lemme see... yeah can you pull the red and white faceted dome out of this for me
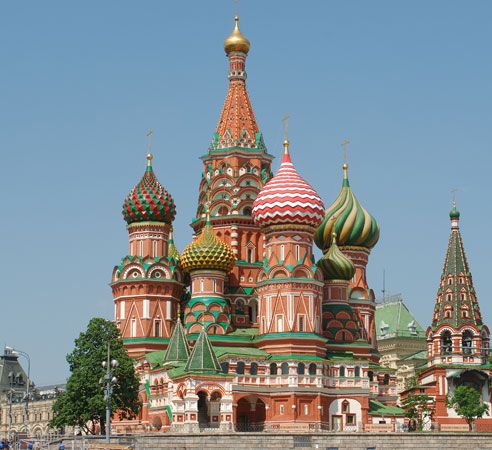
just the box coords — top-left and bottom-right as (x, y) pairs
(252, 143), (325, 228)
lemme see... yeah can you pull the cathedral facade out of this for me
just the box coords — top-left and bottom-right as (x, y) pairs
(111, 16), (405, 433)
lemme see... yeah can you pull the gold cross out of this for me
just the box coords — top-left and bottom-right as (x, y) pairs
(341, 139), (350, 164)
(282, 115), (290, 142)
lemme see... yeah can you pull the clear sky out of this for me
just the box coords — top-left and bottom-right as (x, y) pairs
(1, 1), (491, 384)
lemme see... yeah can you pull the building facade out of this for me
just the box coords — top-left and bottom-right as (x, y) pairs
(402, 206), (492, 431)
(375, 296), (427, 392)
(111, 16), (404, 433)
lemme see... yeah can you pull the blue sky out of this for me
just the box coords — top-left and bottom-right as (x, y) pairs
(1, 1), (491, 384)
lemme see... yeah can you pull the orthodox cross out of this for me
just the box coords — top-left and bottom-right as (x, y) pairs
(282, 115), (290, 142)
(451, 188), (458, 207)
(146, 129), (153, 154)
(341, 139), (350, 164)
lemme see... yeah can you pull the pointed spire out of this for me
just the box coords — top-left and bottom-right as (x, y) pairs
(163, 321), (189, 365)
(168, 227), (180, 261)
(432, 207), (483, 330)
(184, 330), (222, 374)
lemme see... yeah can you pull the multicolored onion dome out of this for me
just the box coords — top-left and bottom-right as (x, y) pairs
(180, 214), (235, 273)
(252, 141), (325, 228)
(122, 154), (176, 225)
(317, 233), (355, 281)
(314, 163), (379, 252)
(224, 16), (250, 54)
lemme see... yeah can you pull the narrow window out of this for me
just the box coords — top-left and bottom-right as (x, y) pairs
(200, 279), (204, 292)
(131, 318), (137, 337)
(280, 244), (285, 261)
(236, 361), (245, 375)
(120, 301), (125, 320)
(154, 320), (161, 337)
(281, 362), (289, 375)
(139, 240), (144, 256)
(143, 299), (150, 319)
(250, 362), (258, 375)
(296, 245), (300, 261)
(277, 315), (284, 332)
(299, 316), (305, 332)
(247, 248), (253, 263)
(152, 240), (158, 257)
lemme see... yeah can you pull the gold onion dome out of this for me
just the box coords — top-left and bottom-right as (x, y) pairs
(314, 163), (379, 252)
(224, 16), (250, 54)
(181, 213), (235, 273)
(317, 233), (355, 281)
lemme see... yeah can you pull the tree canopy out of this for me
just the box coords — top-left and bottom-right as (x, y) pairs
(50, 318), (141, 434)
(447, 385), (489, 431)
(402, 393), (435, 431)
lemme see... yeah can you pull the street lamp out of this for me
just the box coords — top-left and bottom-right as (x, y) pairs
(101, 344), (118, 443)
(5, 347), (31, 437)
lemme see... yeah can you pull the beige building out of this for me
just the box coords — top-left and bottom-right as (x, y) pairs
(375, 296), (427, 392)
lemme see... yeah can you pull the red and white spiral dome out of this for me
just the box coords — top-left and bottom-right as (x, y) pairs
(252, 142), (325, 228)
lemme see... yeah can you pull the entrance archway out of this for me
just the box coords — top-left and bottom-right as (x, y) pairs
(236, 396), (266, 431)
(197, 391), (209, 428)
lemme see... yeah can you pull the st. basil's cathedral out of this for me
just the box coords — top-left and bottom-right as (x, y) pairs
(110, 17), (492, 432)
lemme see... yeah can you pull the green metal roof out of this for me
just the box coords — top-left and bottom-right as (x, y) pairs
(375, 297), (425, 339)
(185, 331), (222, 374)
(369, 400), (405, 416)
(164, 321), (189, 365)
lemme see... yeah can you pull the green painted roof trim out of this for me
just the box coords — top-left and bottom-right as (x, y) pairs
(164, 321), (189, 364)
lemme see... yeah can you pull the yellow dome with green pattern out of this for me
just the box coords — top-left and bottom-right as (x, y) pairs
(315, 164), (379, 252)
(317, 233), (355, 281)
(181, 214), (235, 273)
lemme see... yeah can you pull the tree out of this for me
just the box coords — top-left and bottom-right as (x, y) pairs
(50, 318), (141, 434)
(447, 385), (489, 431)
(402, 393), (435, 431)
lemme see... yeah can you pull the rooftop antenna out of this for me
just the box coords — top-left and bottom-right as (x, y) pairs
(282, 115), (290, 155)
(382, 269), (386, 301)
(146, 129), (153, 166)
(341, 139), (349, 178)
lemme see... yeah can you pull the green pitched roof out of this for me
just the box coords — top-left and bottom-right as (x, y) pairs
(185, 331), (222, 374)
(369, 400), (405, 416)
(376, 297), (425, 339)
(432, 210), (483, 330)
(164, 321), (189, 365)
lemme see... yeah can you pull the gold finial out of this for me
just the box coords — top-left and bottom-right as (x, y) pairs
(341, 139), (349, 179)
(146, 129), (153, 166)
(331, 231), (338, 245)
(224, 15), (250, 54)
(282, 115), (290, 155)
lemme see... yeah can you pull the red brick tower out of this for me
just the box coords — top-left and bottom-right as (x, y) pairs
(112, 152), (184, 357)
(191, 17), (274, 329)
(252, 139), (326, 355)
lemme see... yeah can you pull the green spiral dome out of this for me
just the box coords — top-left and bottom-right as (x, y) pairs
(314, 165), (379, 252)
(317, 233), (355, 281)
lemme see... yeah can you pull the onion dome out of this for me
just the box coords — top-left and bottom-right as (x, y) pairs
(252, 140), (325, 228)
(450, 204), (460, 220)
(168, 227), (180, 261)
(317, 233), (355, 281)
(314, 163), (379, 252)
(180, 212), (235, 273)
(224, 16), (250, 55)
(122, 154), (176, 225)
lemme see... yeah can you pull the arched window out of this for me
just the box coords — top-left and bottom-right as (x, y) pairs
(247, 248), (253, 263)
(249, 362), (258, 375)
(383, 374), (390, 385)
(308, 363), (317, 376)
(270, 363), (278, 375)
(243, 207), (252, 216)
(354, 366), (360, 377)
(297, 363), (305, 375)
(236, 361), (245, 375)
(339, 366), (345, 377)
(368, 370), (374, 382)
(462, 330), (473, 355)
(281, 362), (289, 375)
(221, 362), (229, 374)
(441, 330), (452, 354)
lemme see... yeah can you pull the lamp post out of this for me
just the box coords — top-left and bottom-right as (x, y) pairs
(6, 347), (31, 437)
(101, 344), (118, 443)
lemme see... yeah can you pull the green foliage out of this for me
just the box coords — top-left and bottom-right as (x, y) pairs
(50, 318), (141, 434)
(402, 393), (435, 431)
(404, 376), (418, 391)
(447, 385), (489, 431)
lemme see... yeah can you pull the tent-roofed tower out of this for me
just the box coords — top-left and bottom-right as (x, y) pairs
(191, 16), (274, 329)
(427, 205), (490, 366)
